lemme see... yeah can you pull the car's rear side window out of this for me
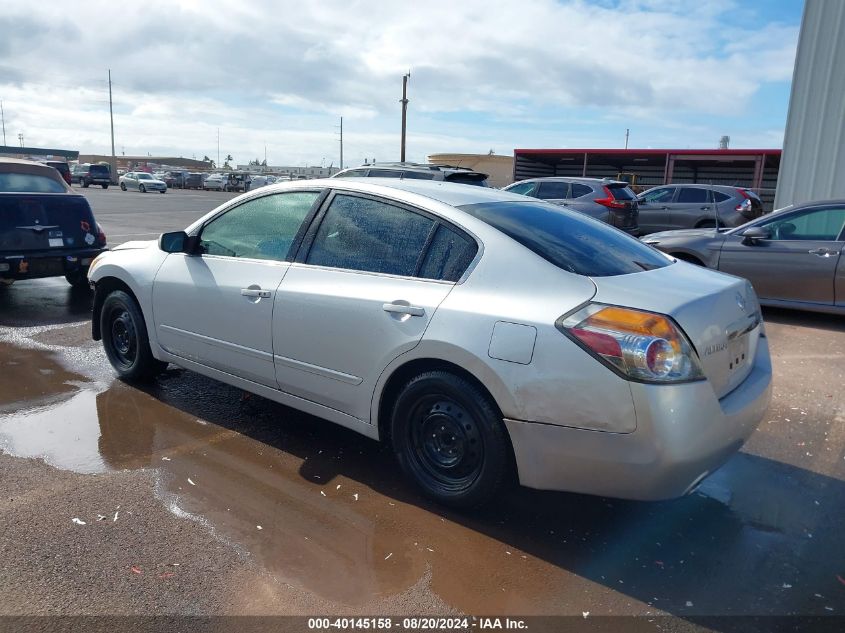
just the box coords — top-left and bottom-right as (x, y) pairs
(306, 194), (434, 276)
(418, 224), (478, 282)
(0, 173), (66, 193)
(445, 174), (489, 187)
(401, 171), (436, 180)
(459, 201), (670, 277)
(569, 183), (592, 199)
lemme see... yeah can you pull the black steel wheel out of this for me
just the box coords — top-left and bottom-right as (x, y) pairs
(391, 370), (512, 508)
(100, 290), (166, 381)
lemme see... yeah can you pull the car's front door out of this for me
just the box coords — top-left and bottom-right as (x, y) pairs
(718, 206), (845, 305)
(151, 190), (322, 386)
(272, 192), (477, 421)
(637, 187), (675, 233)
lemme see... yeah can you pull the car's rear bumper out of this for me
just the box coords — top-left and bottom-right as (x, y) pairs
(0, 248), (107, 280)
(505, 336), (772, 500)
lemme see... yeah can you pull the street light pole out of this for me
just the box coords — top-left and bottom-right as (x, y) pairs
(108, 70), (117, 183)
(339, 116), (343, 170)
(1, 101), (6, 146)
(400, 72), (410, 162)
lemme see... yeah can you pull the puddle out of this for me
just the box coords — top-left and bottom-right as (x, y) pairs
(1, 340), (842, 615)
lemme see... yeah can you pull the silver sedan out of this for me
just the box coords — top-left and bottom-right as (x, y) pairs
(87, 180), (771, 508)
(119, 172), (167, 193)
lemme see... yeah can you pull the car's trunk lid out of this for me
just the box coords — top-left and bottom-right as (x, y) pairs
(590, 262), (761, 399)
(0, 193), (100, 252)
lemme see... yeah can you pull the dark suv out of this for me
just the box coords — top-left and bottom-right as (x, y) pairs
(504, 177), (639, 234)
(42, 160), (72, 186)
(1, 159), (107, 288)
(75, 163), (111, 189)
(333, 162), (490, 186)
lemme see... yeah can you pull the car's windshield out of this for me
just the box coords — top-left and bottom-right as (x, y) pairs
(137, 174), (153, 180)
(459, 200), (670, 276)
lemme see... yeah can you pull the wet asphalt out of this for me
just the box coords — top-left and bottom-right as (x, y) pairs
(0, 188), (844, 623)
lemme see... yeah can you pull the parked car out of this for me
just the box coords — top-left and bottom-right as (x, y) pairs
(636, 184), (765, 234)
(0, 158), (107, 288)
(185, 173), (204, 189)
(503, 177), (639, 234)
(334, 162), (490, 187)
(166, 171), (187, 188)
(75, 163), (111, 189)
(88, 179), (771, 508)
(119, 172), (167, 193)
(203, 174), (227, 191)
(250, 175), (268, 189)
(42, 160), (72, 186)
(641, 199), (845, 314)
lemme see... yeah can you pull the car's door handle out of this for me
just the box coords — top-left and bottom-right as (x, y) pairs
(241, 288), (271, 298)
(382, 303), (425, 317)
(808, 248), (834, 257)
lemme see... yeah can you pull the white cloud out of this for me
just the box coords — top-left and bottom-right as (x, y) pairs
(0, 0), (798, 164)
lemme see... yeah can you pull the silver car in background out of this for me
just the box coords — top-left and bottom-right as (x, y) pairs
(87, 180), (771, 508)
(119, 172), (167, 193)
(637, 183), (765, 234)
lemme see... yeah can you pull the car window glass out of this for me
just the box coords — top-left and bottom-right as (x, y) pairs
(418, 224), (478, 282)
(760, 208), (845, 241)
(536, 181), (569, 199)
(401, 171), (436, 180)
(713, 191), (730, 202)
(199, 191), (319, 261)
(677, 188), (710, 203)
(569, 183), (592, 199)
(306, 194), (434, 276)
(335, 169), (368, 178)
(642, 188), (674, 203)
(0, 173), (66, 193)
(460, 201), (670, 277)
(506, 182), (536, 196)
(368, 169), (403, 178)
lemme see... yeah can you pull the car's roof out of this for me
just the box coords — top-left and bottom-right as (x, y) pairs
(511, 176), (625, 186)
(0, 157), (72, 190)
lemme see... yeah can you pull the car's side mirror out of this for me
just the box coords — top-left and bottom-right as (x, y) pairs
(741, 226), (771, 245)
(159, 231), (197, 254)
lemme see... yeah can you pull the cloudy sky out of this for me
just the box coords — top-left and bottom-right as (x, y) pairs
(0, 0), (802, 168)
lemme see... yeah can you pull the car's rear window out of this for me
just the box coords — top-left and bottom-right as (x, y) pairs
(89, 165), (110, 175)
(607, 184), (635, 200)
(0, 194), (97, 251)
(0, 173), (66, 193)
(445, 174), (489, 187)
(458, 201), (670, 277)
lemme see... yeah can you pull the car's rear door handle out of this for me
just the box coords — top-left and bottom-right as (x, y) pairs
(382, 303), (425, 317)
(808, 248), (834, 257)
(241, 288), (271, 298)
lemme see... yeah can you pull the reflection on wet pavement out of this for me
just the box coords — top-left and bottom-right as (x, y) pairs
(1, 340), (844, 615)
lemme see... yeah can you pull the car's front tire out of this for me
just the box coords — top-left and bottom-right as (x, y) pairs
(82, 180), (89, 188)
(139, 184), (146, 193)
(160, 189), (166, 194)
(100, 290), (167, 381)
(102, 184), (108, 189)
(391, 371), (512, 509)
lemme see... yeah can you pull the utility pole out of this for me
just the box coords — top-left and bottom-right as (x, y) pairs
(108, 70), (117, 183)
(624, 128), (629, 150)
(339, 116), (343, 170)
(400, 72), (410, 162)
(1, 101), (6, 146)
(18, 132), (24, 148)
(217, 128), (220, 168)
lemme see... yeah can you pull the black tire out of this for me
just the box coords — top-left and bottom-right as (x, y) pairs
(696, 220), (717, 228)
(139, 184), (146, 193)
(82, 180), (89, 188)
(120, 182), (126, 191)
(65, 270), (90, 288)
(102, 184), (108, 189)
(671, 252), (705, 266)
(100, 290), (167, 381)
(160, 189), (166, 194)
(391, 371), (512, 509)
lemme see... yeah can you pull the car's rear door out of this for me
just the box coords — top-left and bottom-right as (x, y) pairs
(272, 191), (477, 421)
(718, 205), (845, 305)
(668, 186), (719, 229)
(152, 190), (323, 387)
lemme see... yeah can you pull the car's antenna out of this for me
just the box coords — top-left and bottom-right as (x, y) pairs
(709, 179), (720, 230)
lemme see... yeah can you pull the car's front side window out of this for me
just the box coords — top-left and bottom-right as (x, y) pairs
(199, 191), (320, 261)
(760, 207), (845, 241)
(306, 194), (434, 276)
(536, 181), (569, 200)
(641, 187), (674, 203)
(505, 182), (536, 196)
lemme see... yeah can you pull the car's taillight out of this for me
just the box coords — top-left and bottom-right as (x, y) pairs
(594, 186), (627, 210)
(735, 192), (755, 217)
(96, 224), (107, 246)
(556, 304), (704, 383)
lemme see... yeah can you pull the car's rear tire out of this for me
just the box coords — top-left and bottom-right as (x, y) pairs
(390, 370), (512, 509)
(65, 270), (90, 289)
(100, 290), (167, 381)
(82, 180), (89, 188)
(139, 184), (146, 193)
(696, 220), (717, 228)
(120, 182), (126, 191)
(160, 189), (166, 194)
(102, 184), (108, 189)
